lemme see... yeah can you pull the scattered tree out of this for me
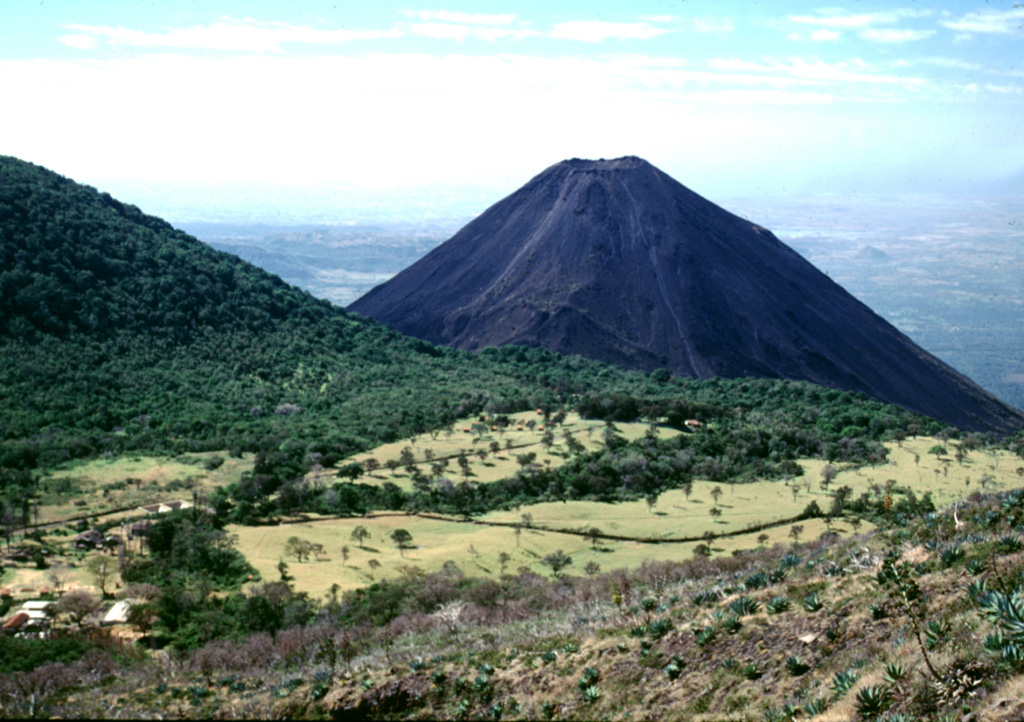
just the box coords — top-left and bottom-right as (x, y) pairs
(710, 486), (723, 506)
(367, 558), (381, 580)
(789, 525), (804, 543)
(86, 555), (115, 596)
(56, 589), (99, 628)
(284, 536), (313, 563)
(542, 549), (572, 578)
(350, 526), (370, 549)
(390, 528), (413, 556)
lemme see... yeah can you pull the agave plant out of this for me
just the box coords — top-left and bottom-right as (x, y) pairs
(785, 655), (811, 676)
(577, 666), (600, 692)
(925, 619), (951, 650)
(648, 617), (673, 640)
(996, 535), (1023, 554)
(664, 661), (682, 680)
(728, 596), (761, 617)
(744, 571), (770, 590)
(941, 546), (965, 568)
(976, 588), (1024, 664)
(691, 589), (722, 607)
(803, 697), (829, 716)
(742, 662), (763, 680)
(693, 625), (717, 646)
(831, 669), (859, 699)
(854, 685), (893, 719)
(803, 592), (824, 613)
(882, 661), (906, 687)
(766, 596), (791, 614)
(581, 685), (601, 704)
(966, 558), (986, 576)
(722, 615), (743, 634)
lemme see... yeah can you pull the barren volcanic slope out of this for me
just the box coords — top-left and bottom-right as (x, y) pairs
(350, 157), (1023, 433)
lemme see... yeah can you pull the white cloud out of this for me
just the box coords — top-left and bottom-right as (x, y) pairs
(986, 83), (1022, 95)
(692, 18), (736, 34)
(942, 9), (1024, 35)
(789, 11), (900, 29)
(407, 22), (535, 42)
(59, 34), (98, 49)
(810, 29), (840, 42)
(405, 11), (516, 25)
(61, 19), (401, 53)
(549, 20), (670, 42)
(859, 28), (935, 43)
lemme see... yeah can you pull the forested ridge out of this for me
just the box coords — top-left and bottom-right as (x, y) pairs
(0, 156), (665, 472)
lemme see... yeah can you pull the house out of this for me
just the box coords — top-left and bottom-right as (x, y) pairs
(129, 520), (152, 538)
(2, 612), (29, 634)
(684, 419), (701, 429)
(72, 529), (105, 550)
(103, 599), (136, 626)
(137, 500), (193, 515)
(6, 600), (55, 637)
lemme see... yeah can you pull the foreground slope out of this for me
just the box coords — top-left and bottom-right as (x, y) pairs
(351, 157), (1023, 433)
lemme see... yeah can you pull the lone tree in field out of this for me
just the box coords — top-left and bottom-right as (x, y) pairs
(587, 527), (602, 549)
(390, 529), (413, 557)
(757, 533), (770, 547)
(341, 545), (350, 565)
(709, 506), (723, 522)
(285, 536), (313, 563)
(350, 526), (371, 549)
(498, 551), (511, 576)
(542, 549), (572, 578)
(710, 485), (723, 506)
(367, 558), (381, 580)
(820, 464), (837, 492)
(789, 524), (804, 543)
(645, 492), (659, 514)
(86, 555), (115, 597)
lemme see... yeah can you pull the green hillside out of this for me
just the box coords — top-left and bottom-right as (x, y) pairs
(0, 156), (663, 469)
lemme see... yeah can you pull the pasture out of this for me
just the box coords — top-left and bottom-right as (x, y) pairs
(233, 435), (1024, 599)
(342, 410), (680, 491)
(34, 452), (250, 525)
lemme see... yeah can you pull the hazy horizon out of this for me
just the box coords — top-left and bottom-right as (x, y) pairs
(2, 1), (1022, 224)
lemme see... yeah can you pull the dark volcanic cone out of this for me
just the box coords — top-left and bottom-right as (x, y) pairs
(350, 156), (1024, 433)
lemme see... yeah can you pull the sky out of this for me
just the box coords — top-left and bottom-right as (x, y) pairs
(1, 1), (1022, 222)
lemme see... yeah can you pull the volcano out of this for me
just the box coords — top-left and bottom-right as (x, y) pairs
(349, 156), (1024, 433)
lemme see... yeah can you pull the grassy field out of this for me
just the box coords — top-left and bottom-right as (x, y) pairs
(342, 411), (680, 490)
(232, 435), (1023, 599)
(10, 433), (1020, 602)
(230, 512), (865, 599)
(34, 452), (251, 525)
